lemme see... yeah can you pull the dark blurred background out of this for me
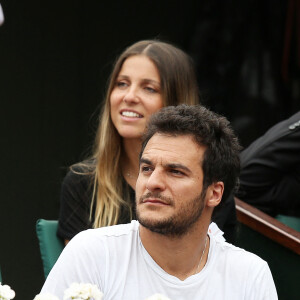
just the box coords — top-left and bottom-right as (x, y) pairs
(0, 0), (299, 299)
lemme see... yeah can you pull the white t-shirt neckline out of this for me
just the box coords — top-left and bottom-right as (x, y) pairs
(138, 224), (216, 286)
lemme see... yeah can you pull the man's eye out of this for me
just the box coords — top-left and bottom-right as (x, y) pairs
(141, 166), (152, 173)
(170, 169), (184, 176)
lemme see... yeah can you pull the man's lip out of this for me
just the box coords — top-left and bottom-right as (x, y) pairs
(142, 199), (169, 205)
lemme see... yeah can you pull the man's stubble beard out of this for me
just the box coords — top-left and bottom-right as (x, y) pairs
(136, 190), (206, 238)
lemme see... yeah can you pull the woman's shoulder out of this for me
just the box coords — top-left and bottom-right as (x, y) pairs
(63, 159), (96, 189)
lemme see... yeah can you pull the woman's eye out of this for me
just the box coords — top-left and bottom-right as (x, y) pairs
(116, 81), (128, 88)
(144, 86), (157, 93)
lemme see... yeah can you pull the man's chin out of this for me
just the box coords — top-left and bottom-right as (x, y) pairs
(137, 216), (190, 237)
(138, 215), (171, 233)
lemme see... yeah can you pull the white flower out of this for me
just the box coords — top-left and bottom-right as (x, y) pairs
(145, 294), (171, 300)
(0, 283), (15, 300)
(33, 293), (59, 300)
(63, 283), (103, 300)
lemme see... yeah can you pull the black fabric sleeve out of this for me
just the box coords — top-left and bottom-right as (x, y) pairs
(236, 113), (300, 216)
(57, 168), (94, 241)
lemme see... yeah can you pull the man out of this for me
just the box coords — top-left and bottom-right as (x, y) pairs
(41, 105), (277, 299)
(236, 111), (300, 217)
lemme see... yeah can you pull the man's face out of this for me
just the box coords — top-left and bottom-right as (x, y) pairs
(136, 133), (207, 237)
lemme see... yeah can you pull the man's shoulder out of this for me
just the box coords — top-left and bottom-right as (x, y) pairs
(95, 220), (139, 237)
(212, 236), (267, 269)
(65, 221), (140, 257)
(241, 111), (300, 161)
(74, 220), (139, 241)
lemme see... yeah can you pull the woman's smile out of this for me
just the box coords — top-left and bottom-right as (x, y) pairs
(110, 54), (163, 140)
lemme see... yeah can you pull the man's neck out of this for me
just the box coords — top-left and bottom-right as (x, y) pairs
(139, 219), (210, 281)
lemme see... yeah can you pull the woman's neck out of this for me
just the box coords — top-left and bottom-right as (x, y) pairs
(121, 138), (142, 189)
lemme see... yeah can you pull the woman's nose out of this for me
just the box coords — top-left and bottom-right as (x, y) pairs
(146, 169), (166, 192)
(123, 86), (140, 104)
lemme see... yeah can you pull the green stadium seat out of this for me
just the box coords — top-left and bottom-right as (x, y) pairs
(36, 219), (64, 278)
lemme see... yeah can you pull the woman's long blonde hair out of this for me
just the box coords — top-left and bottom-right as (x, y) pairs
(75, 40), (200, 228)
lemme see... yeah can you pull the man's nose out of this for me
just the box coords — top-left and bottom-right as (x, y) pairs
(146, 169), (166, 192)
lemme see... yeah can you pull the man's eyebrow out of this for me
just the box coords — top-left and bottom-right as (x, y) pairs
(166, 163), (191, 173)
(139, 157), (152, 166)
(140, 158), (191, 173)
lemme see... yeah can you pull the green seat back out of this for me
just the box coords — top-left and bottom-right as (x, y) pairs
(36, 219), (64, 278)
(235, 223), (300, 300)
(276, 215), (300, 232)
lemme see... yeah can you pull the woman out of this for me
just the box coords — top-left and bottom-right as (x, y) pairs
(57, 40), (236, 244)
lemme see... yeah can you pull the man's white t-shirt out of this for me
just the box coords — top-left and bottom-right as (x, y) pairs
(41, 221), (277, 300)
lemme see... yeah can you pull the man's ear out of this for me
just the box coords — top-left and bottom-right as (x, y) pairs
(206, 181), (224, 208)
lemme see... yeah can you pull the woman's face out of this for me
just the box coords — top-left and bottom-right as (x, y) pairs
(110, 55), (163, 140)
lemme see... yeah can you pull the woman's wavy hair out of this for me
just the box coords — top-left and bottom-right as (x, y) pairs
(75, 40), (199, 228)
